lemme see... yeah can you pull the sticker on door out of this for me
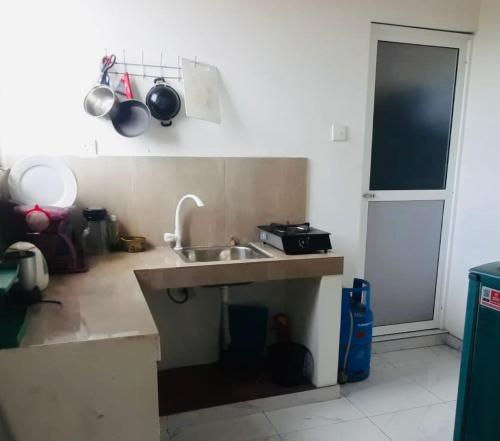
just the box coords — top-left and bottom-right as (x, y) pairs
(481, 286), (500, 311)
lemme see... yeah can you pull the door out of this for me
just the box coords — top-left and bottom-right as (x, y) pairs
(361, 24), (471, 336)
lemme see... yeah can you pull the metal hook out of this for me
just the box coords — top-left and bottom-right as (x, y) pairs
(123, 49), (127, 71)
(177, 56), (181, 81)
(160, 52), (164, 78)
(142, 50), (145, 79)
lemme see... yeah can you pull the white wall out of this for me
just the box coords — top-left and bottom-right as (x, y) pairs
(445, 0), (500, 338)
(0, 0), (479, 282)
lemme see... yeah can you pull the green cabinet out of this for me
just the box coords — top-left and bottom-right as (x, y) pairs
(454, 262), (500, 441)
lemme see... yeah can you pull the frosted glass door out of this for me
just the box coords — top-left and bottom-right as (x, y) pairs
(362, 25), (470, 332)
(365, 201), (444, 326)
(370, 41), (458, 191)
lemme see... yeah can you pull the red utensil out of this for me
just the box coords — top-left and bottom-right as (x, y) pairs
(112, 72), (151, 137)
(116, 72), (133, 99)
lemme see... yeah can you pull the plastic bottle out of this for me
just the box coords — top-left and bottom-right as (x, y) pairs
(107, 214), (120, 251)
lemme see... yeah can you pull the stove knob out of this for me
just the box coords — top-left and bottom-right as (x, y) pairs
(298, 237), (310, 248)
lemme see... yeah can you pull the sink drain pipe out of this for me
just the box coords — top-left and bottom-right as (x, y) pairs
(220, 286), (231, 350)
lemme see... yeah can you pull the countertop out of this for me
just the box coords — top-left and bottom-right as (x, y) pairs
(18, 243), (343, 349)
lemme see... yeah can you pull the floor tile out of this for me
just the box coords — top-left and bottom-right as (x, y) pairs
(371, 401), (457, 441)
(265, 397), (363, 434)
(396, 353), (460, 401)
(166, 386), (341, 430)
(160, 416), (170, 441)
(280, 418), (390, 441)
(167, 402), (261, 431)
(252, 437), (282, 441)
(380, 347), (445, 365)
(370, 353), (394, 369)
(382, 345), (461, 402)
(342, 365), (441, 416)
(168, 413), (277, 441)
(431, 345), (462, 360)
(249, 386), (341, 413)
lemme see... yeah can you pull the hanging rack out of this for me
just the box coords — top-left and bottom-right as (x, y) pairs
(104, 49), (187, 80)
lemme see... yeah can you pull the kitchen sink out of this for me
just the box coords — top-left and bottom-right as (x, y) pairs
(175, 244), (273, 263)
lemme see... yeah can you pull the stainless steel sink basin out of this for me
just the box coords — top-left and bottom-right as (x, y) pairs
(175, 244), (273, 263)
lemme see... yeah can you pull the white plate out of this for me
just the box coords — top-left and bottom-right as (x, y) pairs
(8, 156), (77, 207)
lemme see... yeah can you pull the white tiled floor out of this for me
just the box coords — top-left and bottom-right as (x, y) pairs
(163, 345), (460, 441)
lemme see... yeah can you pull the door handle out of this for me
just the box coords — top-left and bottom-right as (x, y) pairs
(363, 193), (376, 199)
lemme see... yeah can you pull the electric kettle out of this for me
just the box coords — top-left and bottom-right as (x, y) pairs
(5, 242), (49, 290)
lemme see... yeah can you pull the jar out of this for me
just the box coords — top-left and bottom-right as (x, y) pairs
(82, 208), (109, 255)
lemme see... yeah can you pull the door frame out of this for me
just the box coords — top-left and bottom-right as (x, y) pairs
(359, 23), (473, 336)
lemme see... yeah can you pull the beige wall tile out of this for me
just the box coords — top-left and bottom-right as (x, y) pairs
(129, 157), (226, 247)
(224, 158), (307, 244)
(66, 156), (136, 237)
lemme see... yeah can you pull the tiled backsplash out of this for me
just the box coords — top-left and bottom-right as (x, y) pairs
(4, 156), (307, 247)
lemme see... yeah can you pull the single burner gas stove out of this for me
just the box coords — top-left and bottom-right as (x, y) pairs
(258, 222), (332, 255)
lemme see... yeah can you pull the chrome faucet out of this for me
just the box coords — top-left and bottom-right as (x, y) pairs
(164, 194), (205, 250)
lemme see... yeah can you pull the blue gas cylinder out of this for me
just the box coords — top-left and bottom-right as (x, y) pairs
(338, 278), (373, 383)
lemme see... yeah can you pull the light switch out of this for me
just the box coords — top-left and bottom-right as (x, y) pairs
(331, 124), (348, 142)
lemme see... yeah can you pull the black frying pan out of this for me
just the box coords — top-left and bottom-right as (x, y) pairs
(112, 72), (151, 137)
(146, 78), (181, 127)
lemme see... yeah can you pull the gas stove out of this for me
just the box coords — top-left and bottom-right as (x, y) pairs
(258, 222), (332, 255)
